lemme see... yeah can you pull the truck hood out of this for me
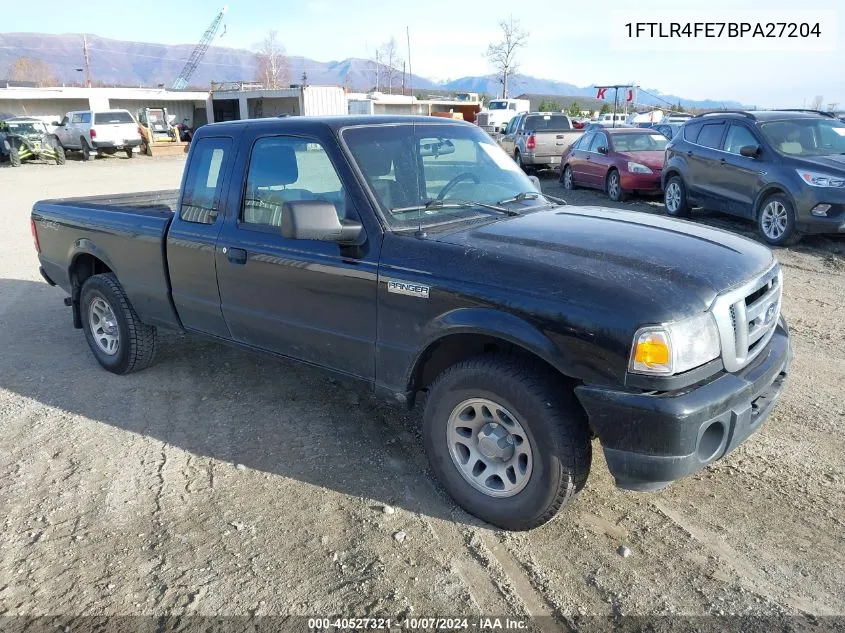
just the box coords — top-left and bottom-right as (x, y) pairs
(432, 205), (775, 321)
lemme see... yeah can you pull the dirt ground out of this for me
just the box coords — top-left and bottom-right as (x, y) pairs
(0, 156), (843, 627)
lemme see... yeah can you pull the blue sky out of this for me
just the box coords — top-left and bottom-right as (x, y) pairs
(4, 0), (843, 107)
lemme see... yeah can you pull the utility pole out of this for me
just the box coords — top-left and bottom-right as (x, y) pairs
(402, 61), (406, 96)
(406, 26), (413, 98)
(82, 34), (92, 87)
(301, 71), (308, 87)
(375, 51), (380, 92)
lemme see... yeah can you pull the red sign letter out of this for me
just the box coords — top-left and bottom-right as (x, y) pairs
(596, 87), (607, 100)
(626, 88), (634, 103)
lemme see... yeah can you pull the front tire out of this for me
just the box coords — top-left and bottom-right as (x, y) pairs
(664, 175), (690, 217)
(55, 145), (66, 165)
(561, 165), (576, 190)
(80, 273), (157, 374)
(606, 169), (626, 201)
(423, 355), (592, 531)
(9, 147), (21, 167)
(758, 193), (800, 246)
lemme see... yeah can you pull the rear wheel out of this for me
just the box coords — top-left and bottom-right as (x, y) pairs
(664, 175), (690, 217)
(80, 273), (157, 374)
(81, 140), (92, 161)
(606, 169), (626, 201)
(514, 151), (524, 171)
(125, 148), (134, 159)
(423, 355), (592, 530)
(758, 193), (800, 246)
(9, 147), (21, 167)
(562, 165), (576, 190)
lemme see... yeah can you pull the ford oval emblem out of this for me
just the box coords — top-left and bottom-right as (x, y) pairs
(764, 303), (777, 324)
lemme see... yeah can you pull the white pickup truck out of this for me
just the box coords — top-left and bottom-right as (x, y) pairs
(53, 109), (142, 161)
(475, 98), (530, 135)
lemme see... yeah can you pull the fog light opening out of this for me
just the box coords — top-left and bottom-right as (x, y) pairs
(811, 204), (831, 217)
(698, 421), (726, 462)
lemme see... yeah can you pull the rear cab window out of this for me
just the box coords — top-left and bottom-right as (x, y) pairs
(523, 114), (572, 132)
(94, 111), (135, 125)
(179, 137), (232, 224)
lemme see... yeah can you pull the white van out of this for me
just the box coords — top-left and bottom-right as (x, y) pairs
(594, 112), (629, 126)
(54, 109), (142, 160)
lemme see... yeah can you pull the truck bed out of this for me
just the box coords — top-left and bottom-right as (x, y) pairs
(33, 189), (181, 329)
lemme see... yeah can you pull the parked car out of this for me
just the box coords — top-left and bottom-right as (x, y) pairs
(32, 115), (791, 531)
(0, 117), (65, 166)
(662, 112), (694, 125)
(653, 122), (683, 140)
(560, 127), (668, 201)
(498, 112), (583, 171)
(662, 110), (845, 245)
(54, 109), (142, 161)
(582, 122), (634, 134)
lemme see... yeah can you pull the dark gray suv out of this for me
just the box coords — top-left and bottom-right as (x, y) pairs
(661, 110), (845, 245)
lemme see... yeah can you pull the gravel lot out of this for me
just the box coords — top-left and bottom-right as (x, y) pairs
(1, 156), (843, 626)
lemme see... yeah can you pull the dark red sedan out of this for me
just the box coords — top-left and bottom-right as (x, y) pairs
(559, 128), (668, 201)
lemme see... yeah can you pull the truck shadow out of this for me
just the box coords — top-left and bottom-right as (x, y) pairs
(0, 278), (469, 526)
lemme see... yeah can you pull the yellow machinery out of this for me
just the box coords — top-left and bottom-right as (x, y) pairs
(137, 108), (188, 157)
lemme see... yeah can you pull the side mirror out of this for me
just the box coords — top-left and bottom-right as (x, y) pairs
(281, 200), (363, 244)
(52, 121), (61, 126)
(598, 146), (609, 155)
(740, 145), (761, 158)
(528, 175), (542, 192)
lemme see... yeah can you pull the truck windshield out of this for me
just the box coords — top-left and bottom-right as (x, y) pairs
(7, 121), (45, 134)
(94, 111), (135, 124)
(488, 101), (508, 110)
(523, 114), (572, 131)
(343, 123), (552, 230)
(760, 118), (845, 157)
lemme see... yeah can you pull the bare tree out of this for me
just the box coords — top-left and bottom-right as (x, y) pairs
(485, 16), (528, 98)
(255, 31), (290, 89)
(809, 95), (824, 110)
(6, 57), (57, 86)
(373, 38), (403, 94)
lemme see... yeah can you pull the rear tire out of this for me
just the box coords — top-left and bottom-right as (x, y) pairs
(606, 169), (626, 201)
(81, 139), (92, 161)
(423, 355), (592, 531)
(664, 175), (690, 217)
(9, 147), (21, 167)
(125, 148), (134, 159)
(55, 145), (66, 165)
(757, 193), (800, 246)
(80, 273), (157, 375)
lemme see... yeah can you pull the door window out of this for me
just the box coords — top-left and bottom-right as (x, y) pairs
(241, 136), (346, 228)
(723, 124), (758, 154)
(589, 133), (608, 152)
(179, 137), (232, 224)
(575, 133), (594, 150)
(696, 123), (725, 149)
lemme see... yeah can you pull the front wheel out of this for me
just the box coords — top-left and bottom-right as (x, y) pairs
(9, 147), (21, 167)
(55, 145), (66, 165)
(423, 355), (592, 531)
(80, 273), (157, 374)
(562, 165), (576, 190)
(664, 175), (690, 217)
(606, 169), (626, 202)
(758, 194), (800, 246)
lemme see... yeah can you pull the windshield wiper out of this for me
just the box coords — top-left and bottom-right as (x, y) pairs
(497, 191), (568, 206)
(391, 199), (521, 217)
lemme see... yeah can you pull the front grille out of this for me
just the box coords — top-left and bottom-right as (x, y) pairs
(476, 113), (490, 127)
(712, 263), (782, 373)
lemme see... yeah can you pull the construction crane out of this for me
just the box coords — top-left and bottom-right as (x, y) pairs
(172, 5), (228, 90)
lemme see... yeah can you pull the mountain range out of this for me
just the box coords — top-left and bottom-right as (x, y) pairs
(0, 33), (747, 109)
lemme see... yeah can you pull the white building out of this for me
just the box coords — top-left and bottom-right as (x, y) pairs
(0, 86), (208, 126)
(207, 84), (348, 122)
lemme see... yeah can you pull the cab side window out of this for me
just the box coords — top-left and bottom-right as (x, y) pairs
(180, 137), (232, 224)
(241, 136), (346, 228)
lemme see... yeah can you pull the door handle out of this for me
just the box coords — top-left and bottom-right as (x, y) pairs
(222, 246), (247, 265)
(687, 151), (693, 156)
(719, 158), (727, 164)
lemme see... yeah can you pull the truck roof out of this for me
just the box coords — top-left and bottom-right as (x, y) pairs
(203, 115), (472, 134)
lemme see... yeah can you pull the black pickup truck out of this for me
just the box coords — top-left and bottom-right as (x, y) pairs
(32, 116), (791, 530)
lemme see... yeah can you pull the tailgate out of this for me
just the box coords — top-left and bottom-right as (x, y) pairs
(533, 131), (582, 157)
(94, 123), (137, 144)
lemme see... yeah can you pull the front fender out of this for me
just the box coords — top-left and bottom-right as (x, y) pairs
(405, 306), (570, 389)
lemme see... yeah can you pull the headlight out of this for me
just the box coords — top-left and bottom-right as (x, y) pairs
(630, 313), (721, 376)
(796, 169), (845, 188)
(628, 161), (653, 174)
